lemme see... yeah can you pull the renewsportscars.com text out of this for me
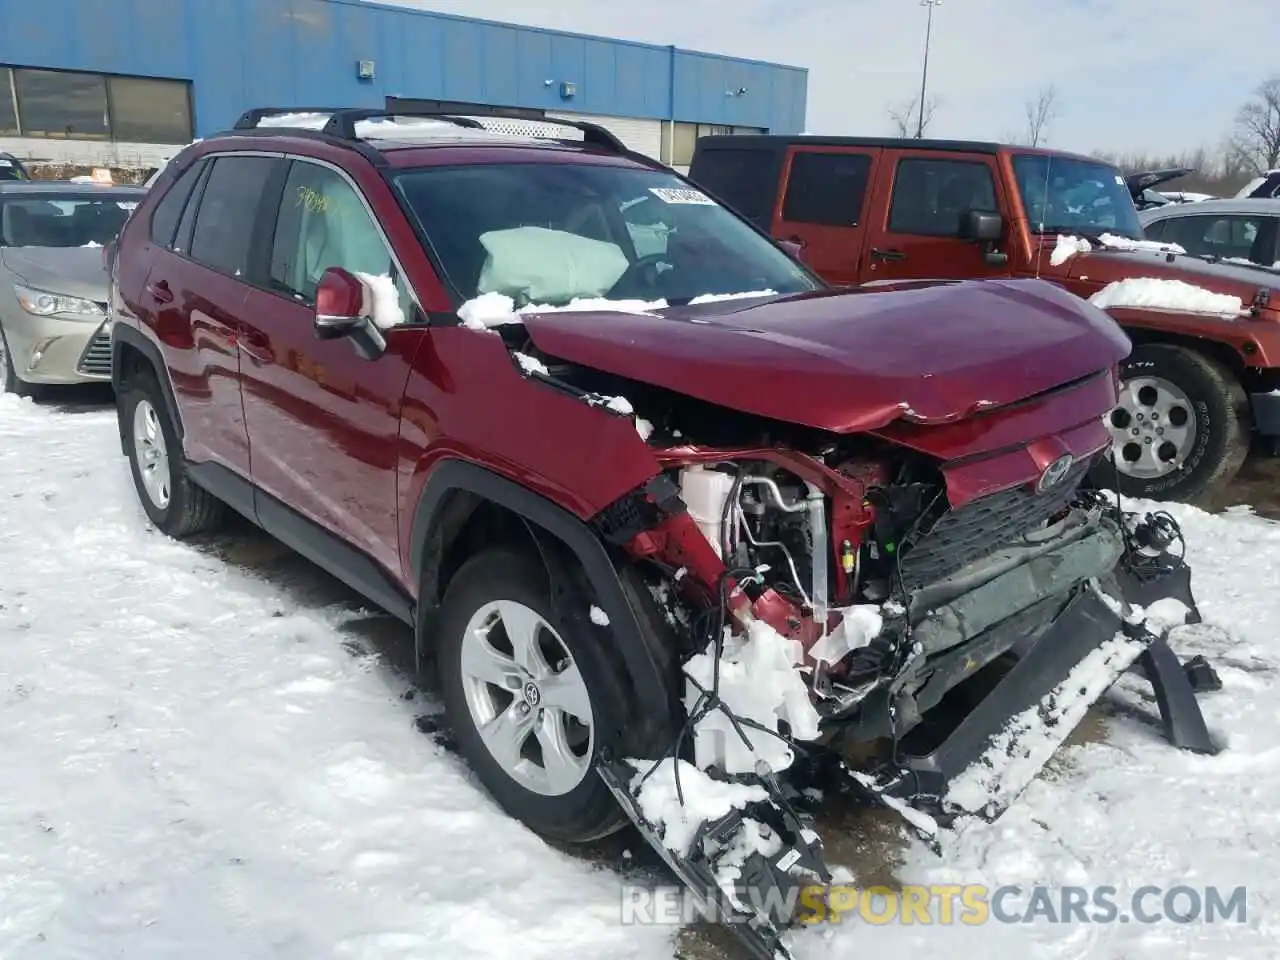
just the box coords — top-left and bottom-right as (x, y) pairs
(620, 883), (1248, 926)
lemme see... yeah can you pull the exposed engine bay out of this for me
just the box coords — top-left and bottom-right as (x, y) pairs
(504, 342), (1224, 960)
(587, 433), (1222, 960)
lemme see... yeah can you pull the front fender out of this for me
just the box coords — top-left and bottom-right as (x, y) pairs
(409, 458), (678, 732)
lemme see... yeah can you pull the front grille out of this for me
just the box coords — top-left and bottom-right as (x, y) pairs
(897, 459), (1091, 590)
(76, 323), (112, 378)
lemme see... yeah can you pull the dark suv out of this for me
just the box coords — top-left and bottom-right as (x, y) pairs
(108, 107), (1216, 960)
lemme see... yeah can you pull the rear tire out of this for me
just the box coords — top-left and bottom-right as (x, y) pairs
(120, 369), (224, 538)
(1092, 343), (1248, 505)
(436, 546), (669, 844)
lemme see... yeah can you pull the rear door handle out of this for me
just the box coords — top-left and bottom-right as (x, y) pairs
(146, 280), (174, 304)
(869, 248), (907, 262)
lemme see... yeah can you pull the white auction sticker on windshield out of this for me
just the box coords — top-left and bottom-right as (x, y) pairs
(0, 159), (12, 167)
(117, 201), (139, 210)
(1114, 175), (1125, 185)
(649, 186), (716, 205)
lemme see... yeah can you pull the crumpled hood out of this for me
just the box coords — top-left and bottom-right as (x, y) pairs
(0, 247), (108, 302)
(521, 278), (1132, 434)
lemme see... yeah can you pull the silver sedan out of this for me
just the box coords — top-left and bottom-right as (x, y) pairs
(0, 181), (146, 394)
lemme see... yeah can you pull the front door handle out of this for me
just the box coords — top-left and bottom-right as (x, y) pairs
(869, 247), (907, 262)
(145, 280), (174, 304)
(236, 329), (273, 363)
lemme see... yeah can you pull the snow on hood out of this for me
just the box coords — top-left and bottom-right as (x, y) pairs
(1050, 233), (1185, 267)
(1088, 277), (1247, 317)
(455, 289), (778, 332)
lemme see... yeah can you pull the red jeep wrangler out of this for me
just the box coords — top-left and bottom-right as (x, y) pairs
(108, 108), (1216, 960)
(689, 135), (1280, 504)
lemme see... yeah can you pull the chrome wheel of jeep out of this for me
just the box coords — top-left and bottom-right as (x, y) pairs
(132, 398), (172, 509)
(1108, 375), (1197, 480)
(459, 599), (594, 797)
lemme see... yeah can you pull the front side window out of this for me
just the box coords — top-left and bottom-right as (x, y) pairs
(1012, 154), (1143, 240)
(269, 161), (408, 316)
(0, 192), (140, 247)
(393, 162), (819, 307)
(887, 158), (997, 236)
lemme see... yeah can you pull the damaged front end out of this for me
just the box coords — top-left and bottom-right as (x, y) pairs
(588, 439), (1221, 960)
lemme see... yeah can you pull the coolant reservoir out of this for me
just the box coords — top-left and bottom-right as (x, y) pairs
(679, 465), (736, 558)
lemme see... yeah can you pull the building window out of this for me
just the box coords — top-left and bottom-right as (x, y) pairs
(1, 64), (192, 143)
(661, 121), (767, 168)
(0, 68), (17, 135)
(14, 68), (108, 139)
(661, 122), (699, 167)
(108, 76), (193, 144)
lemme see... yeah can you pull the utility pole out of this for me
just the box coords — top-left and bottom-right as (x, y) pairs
(916, 0), (941, 138)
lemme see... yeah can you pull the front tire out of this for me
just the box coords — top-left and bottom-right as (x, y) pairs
(436, 547), (658, 844)
(1093, 343), (1248, 504)
(0, 325), (32, 397)
(121, 370), (224, 538)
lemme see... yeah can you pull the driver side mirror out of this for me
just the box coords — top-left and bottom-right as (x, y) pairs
(778, 237), (806, 261)
(313, 267), (386, 360)
(958, 209), (1003, 242)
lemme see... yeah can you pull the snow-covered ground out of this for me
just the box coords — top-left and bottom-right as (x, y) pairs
(2, 392), (1279, 960)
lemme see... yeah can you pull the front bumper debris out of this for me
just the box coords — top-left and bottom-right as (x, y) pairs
(600, 505), (1221, 960)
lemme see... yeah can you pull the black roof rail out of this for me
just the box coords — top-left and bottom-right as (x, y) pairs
(232, 105), (629, 155)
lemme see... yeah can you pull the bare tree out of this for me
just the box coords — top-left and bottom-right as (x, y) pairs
(1228, 76), (1280, 175)
(888, 95), (938, 138)
(1021, 84), (1060, 147)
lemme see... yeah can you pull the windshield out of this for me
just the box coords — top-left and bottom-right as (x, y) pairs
(1012, 154), (1143, 240)
(392, 162), (819, 307)
(0, 193), (139, 247)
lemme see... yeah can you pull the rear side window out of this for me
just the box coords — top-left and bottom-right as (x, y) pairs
(1164, 214), (1267, 262)
(149, 160), (204, 249)
(782, 152), (872, 226)
(888, 157), (998, 236)
(189, 156), (277, 277)
(689, 147), (781, 227)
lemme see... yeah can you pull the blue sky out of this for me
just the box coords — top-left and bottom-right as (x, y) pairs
(379, 0), (1270, 158)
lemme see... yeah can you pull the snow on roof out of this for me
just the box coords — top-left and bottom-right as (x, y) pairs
(1088, 277), (1247, 317)
(251, 111), (553, 144)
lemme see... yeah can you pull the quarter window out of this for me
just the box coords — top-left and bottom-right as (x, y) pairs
(888, 158), (998, 236)
(149, 160), (205, 249)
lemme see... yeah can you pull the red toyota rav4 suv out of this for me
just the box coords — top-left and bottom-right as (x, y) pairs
(107, 107), (1215, 960)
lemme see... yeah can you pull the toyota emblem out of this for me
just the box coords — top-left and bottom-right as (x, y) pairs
(1036, 454), (1074, 493)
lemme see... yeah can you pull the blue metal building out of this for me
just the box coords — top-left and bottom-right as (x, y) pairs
(0, 0), (807, 171)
